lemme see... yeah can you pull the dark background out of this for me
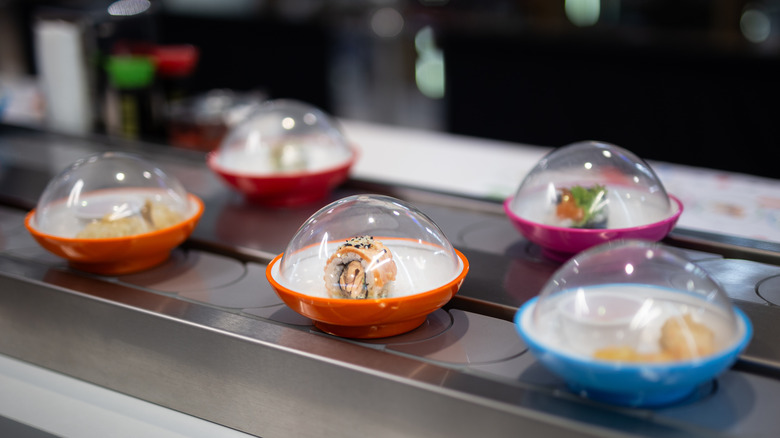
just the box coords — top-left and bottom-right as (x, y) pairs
(2, 0), (779, 178)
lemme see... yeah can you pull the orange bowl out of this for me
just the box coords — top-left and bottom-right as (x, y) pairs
(25, 194), (204, 275)
(266, 249), (469, 338)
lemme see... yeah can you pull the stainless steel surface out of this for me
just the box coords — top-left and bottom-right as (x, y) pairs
(2, 124), (780, 436)
(0, 242), (639, 438)
(0, 415), (57, 438)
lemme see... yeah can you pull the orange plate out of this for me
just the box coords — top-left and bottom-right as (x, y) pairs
(25, 194), (204, 275)
(266, 249), (469, 339)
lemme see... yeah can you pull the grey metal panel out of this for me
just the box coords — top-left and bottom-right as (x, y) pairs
(0, 257), (691, 438)
(0, 415), (58, 438)
(1, 236), (780, 436)
(698, 258), (780, 305)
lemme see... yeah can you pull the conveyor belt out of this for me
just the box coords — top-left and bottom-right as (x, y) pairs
(2, 125), (780, 437)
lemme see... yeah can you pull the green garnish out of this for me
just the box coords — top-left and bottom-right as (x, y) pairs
(568, 184), (607, 227)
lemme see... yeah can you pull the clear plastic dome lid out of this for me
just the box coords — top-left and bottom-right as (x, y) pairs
(278, 194), (462, 299)
(529, 240), (742, 363)
(167, 89), (264, 125)
(508, 141), (675, 229)
(214, 99), (353, 174)
(32, 152), (191, 239)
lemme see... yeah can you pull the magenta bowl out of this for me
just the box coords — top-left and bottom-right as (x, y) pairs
(503, 195), (683, 261)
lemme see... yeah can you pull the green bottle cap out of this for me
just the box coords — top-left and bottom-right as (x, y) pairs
(105, 56), (155, 89)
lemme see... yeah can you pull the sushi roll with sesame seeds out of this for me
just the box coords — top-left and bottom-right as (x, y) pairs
(323, 236), (397, 299)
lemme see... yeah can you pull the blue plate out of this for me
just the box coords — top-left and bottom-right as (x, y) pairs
(514, 297), (753, 407)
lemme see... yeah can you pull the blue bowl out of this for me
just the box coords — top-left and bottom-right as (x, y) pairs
(514, 297), (752, 407)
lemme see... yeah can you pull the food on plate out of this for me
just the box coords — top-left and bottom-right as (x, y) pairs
(555, 184), (608, 228)
(323, 235), (397, 299)
(659, 313), (716, 360)
(593, 346), (674, 363)
(76, 199), (183, 239)
(593, 313), (716, 362)
(269, 141), (307, 172)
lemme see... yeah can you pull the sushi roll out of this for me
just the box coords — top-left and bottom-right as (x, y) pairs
(324, 236), (397, 299)
(555, 184), (608, 228)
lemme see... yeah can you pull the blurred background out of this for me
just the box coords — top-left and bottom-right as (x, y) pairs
(0, 0), (778, 177)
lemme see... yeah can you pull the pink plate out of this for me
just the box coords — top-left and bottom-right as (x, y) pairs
(504, 195), (683, 261)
